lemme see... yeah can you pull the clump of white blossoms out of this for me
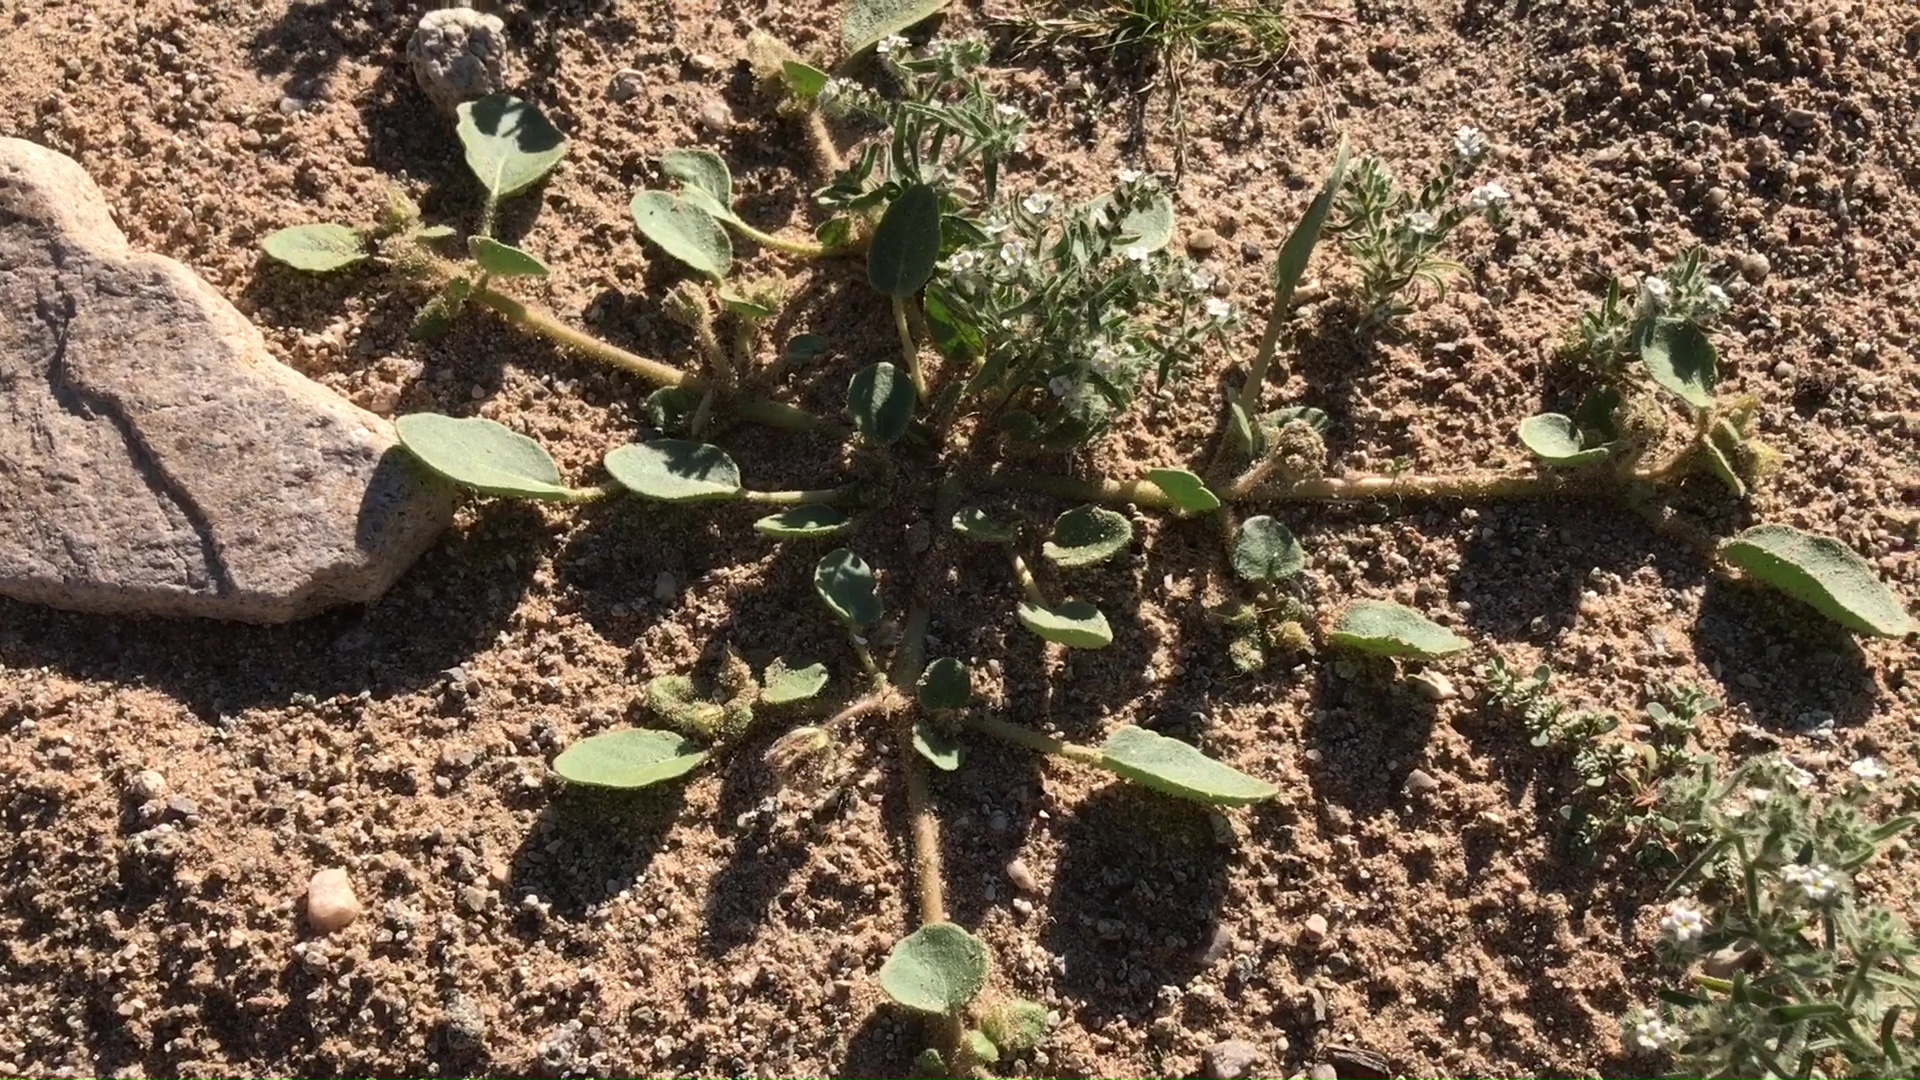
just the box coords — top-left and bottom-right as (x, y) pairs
(1659, 899), (1707, 946)
(875, 34), (910, 56)
(1454, 124), (1489, 162)
(1848, 756), (1887, 784)
(1781, 862), (1841, 905)
(1628, 1015), (1681, 1053)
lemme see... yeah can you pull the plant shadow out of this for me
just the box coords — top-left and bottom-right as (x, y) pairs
(1301, 655), (1440, 822)
(506, 785), (684, 923)
(1691, 577), (1880, 731)
(835, 1003), (936, 1079)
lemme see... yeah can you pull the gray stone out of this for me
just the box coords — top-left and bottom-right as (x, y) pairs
(1202, 1039), (1261, 1080)
(407, 7), (509, 116)
(0, 139), (451, 622)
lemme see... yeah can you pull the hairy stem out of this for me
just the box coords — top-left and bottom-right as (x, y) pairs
(553, 482), (622, 504)
(892, 603), (948, 926)
(824, 692), (888, 730)
(991, 470), (1183, 512)
(740, 484), (859, 506)
(731, 219), (830, 259)
(1008, 552), (1048, 606)
(1236, 294), (1290, 416)
(802, 110), (844, 182)
(965, 713), (1104, 765)
(894, 298), (928, 401)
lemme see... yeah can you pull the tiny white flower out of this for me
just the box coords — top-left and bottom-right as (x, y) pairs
(1639, 275), (1672, 312)
(1012, 135), (1029, 154)
(998, 240), (1027, 267)
(1116, 167), (1144, 185)
(875, 34), (910, 56)
(1782, 862), (1841, 904)
(1850, 756), (1888, 783)
(1405, 210), (1439, 236)
(995, 102), (1025, 120)
(946, 249), (980, 274)
(1021, 192), (1055, 216)
(1048, 375), (1075, 398)
(1204, 297), (1233, 321)
(1629, 1017), (1680, 1053)
(1784, 763), (1815, 791)
(1704, 283), (1732, 310)
(1123, 242), (1151, 264)
(1454, 125), (1488, 162)
(1469, 181), (1512, 211)
(1659, 900), (1706, 946)
(819, 78), (850, 104)
(1187, 267), (1215, 292)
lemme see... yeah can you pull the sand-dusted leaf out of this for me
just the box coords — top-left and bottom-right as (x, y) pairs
(1099, 725), (1277, 806)
(413, 224), (458, 244)
(918, 657), (972, 710)
(467, 236), (550, 278)
(965, 1030), (1000, 1065)
(815, 548), (883, 627)
(1017, 600), (1112, 649)
(1721, 525), (1915, 638)
(661, 148), (733, 209)
(396, 413), (573, 500)
(1271, 137), (1349, 311)
(878, 922), (988, 1015)
(868, 183), (942, 299)
(843, 0), (950, 55)
(631, 191), (733, 279)
(761, 659), (829, 705)
(981, 1001), (1053, 1055)
(718, 286), (777, 320)
(952, 507), (1016, 543)
(261, 223), (368, 272)
(1518, 413), (1608, 466)
(457, 94), (569, 199)
(1328, 600), (1470, 659)
(913, 720), (964, 771)
(781, 59), (830, 101)
(1146, 468), (1220, 515)
(551, 729), (709, 790)
(604, 440), (743, 503)
(847, 362), (916, 444)
(1639, 319), (1717, 409)
(1042, 506), (1133, 569)
(755, 505), (853, 539)
(1233, 515), (1305, 581)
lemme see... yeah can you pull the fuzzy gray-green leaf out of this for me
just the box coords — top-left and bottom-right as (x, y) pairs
(1016, 600), (1112, 649)
(918, 657), (972, 710)
(1098, 725), (1278, 807)
(843, 0), (951, 55)
(467, 236), (550, 278)
(1233, 516), (1305, 582)
(396, 413), (573, 500)
(1270, 137), (1349, 310)
(1639, 320), (1718, 409)
(815, 548), (883, 628)
(847, 362), (916, 445)
(761, 659), (830, 705)
(952, 507), (1016, 543)
(1721, 525), (1915, 638)
(631, 190), (733, 280)
(1146, 468), (1220, 515)
(1043, 506), (1133, 569)
(868, 183), (942, 300)
(661, 148), (734, 209)
(457, 95), (569, 199)
(1518, 413), (1608, 466)
(755, 506), (853, 539)
(552, 729), (709, 790)
(913, 720), (964, 771)
(261, 223), (368, 272)
(1328, 600), (1470, 659)
(878, 922), (988, 1015)
(604, 440), (743, 503)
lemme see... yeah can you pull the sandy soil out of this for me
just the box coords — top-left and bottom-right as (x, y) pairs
(2, 0), (1916, 1076)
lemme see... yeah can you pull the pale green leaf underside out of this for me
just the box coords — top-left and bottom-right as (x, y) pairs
(458, 95), (569, 199)
(913, 719), (964, 771)
(878, 922), (988, 1015)
(815, 548), (883, 627)
(843, 0), (951, 54)
(1043, 506), (1134, 569)
(1146, 468), (1220, 515)
(761, 659), (830, 705)
(755, 505), (853, 539)
(1017, 600), (1112, 649)
(1518, 413), (1608, 466)
(552, 728), (709, 789)
(1099, 725), (1278, 807)
(261, 223), (367, 272)
(604, 440), (743, 503)
(661, 148), (733, 207)
(1328, 600), (1470, 659)
(631, 190), (733, 279)
(1639, 320), (1717, 409)
(467, 235), (550, 278)
(396, 413), (572, 500)
(1721, 524), (1915, 638)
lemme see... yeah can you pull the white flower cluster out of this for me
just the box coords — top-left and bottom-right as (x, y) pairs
(1782, 862), (1841, 905)
(1454, 125), (1489, 162)
(1404, 210), (1438, 236)
(1469, 181), (1511, 214)
(1659, 899), (1706, 946)
(1629, 1016), (1681, 1053)
(875, 34), (910, 56)
(1850, 756), (1888, 783)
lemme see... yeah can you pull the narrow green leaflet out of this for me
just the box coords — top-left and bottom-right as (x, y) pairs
(952, 507), (1017, 543)
(661, 148), (733, 209)
(918, 657), (972, 710)
(815, 548), (883, 627)
(604, 440), (743, 503)
(781, 59), (829, 101)
(551, 729), (709, 790)
(761, 659), (829, 705)
(718, 287), (776, 320)
(1227, 401), (1257, 456)
(868, 183), (942, 300)
(1701, 421), (1747, 497)
(1518, 413), (1609, 466)
(396, 413), (573, 500)
(1721, 524), (1915, 638)
(1328, 600), (1470, 659)
(965, 1030), (1000, 1066)
(457, 95), (569, 199)
(467, 236), (550, 278)
(1017, 600), (1113, 649)
(847, 362), (916, 444)
(913, 720), (964, 771)
(1146, 469), (1221, 515)
(1042, 506), (1134, 569)
(1270, 137), (1349, 311)
(412, 224), (458, 244)
(1098, 725), (1278, 807)
(1233, 516), (1305, 582)
(843, 0), (951, 55)
(754, 505), (852, 539)
(261, 224), (367, 272)
(631, 191), (733, 280)
(877, 922), (988, 1015)
(1639, 320), (1718, 409)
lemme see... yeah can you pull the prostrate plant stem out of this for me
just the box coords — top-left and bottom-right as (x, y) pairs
(965, 713), (1104, 765)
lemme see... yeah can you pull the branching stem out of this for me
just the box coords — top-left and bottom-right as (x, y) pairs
(991, 470), (1183, 512)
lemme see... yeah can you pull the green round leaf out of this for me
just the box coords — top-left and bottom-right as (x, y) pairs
(661, 148), (734, 209)
(467, 235), (550, 278)
(1099, 725), (1278, 807)
(965, 1030), (1000, 1066)
(552, 728), (709, 790)
(761, 659), (829, 705)
(952, 507), (1016, 543)
(396, 413), (572, 500)
(1638, 319), (1718, 409)
(631, 190), (733, 280)
(1017, 600), (1112, 649)
(878, 922), (988, 1015)
(913, 719), (964, 772)
(1328, 600), (1470, 659)
(1146, 468), (1221, 515)
(868, 183), (942, 300)
(843, 0), (952, 54)
(604, 440), (743, 503)
(1518, 413), (1608, 466)
(847, 362), (916, 445)
(261, 224), (368, 272)
(815, 548), (883, 628)
(457, 94), (569, 200)
(1042, 506), (1134, 569)
(1269, 137), (1349, 310)
(781, 59), (830, 101)
(755, 505), (853, 539)
(1233, 515), (1305, 581)
(918, 657), (972, 710)
(1086, 191), (1176, 253)
(1721, 525), (1915, 638)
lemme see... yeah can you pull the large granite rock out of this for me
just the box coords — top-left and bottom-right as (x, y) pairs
(0, 138), (452, 623)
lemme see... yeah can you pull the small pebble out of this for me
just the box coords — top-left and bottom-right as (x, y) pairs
(1308, 1065), (1339, 1080)
(1408, 671), (1456, 701)
(1005, 858), (1040, 894)
(1185, 227), (1220, 255)
(695, 97), (732, 133)
(1300, 912), (1329, 946)
(1403, 768), (1441, 794)
(1738, 252), (1771, 284)
(1201, 1039), (1261, 1080)
(653, 571), (678, 601)
(609, 69), (645, 102)
(127, 769), (168, 803)
(305, 869), (364, 935)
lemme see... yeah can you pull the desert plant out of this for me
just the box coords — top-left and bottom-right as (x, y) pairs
(259, 7), (1914, 1072)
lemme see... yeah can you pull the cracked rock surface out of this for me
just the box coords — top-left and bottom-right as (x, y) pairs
(0, 138), (452, 622)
